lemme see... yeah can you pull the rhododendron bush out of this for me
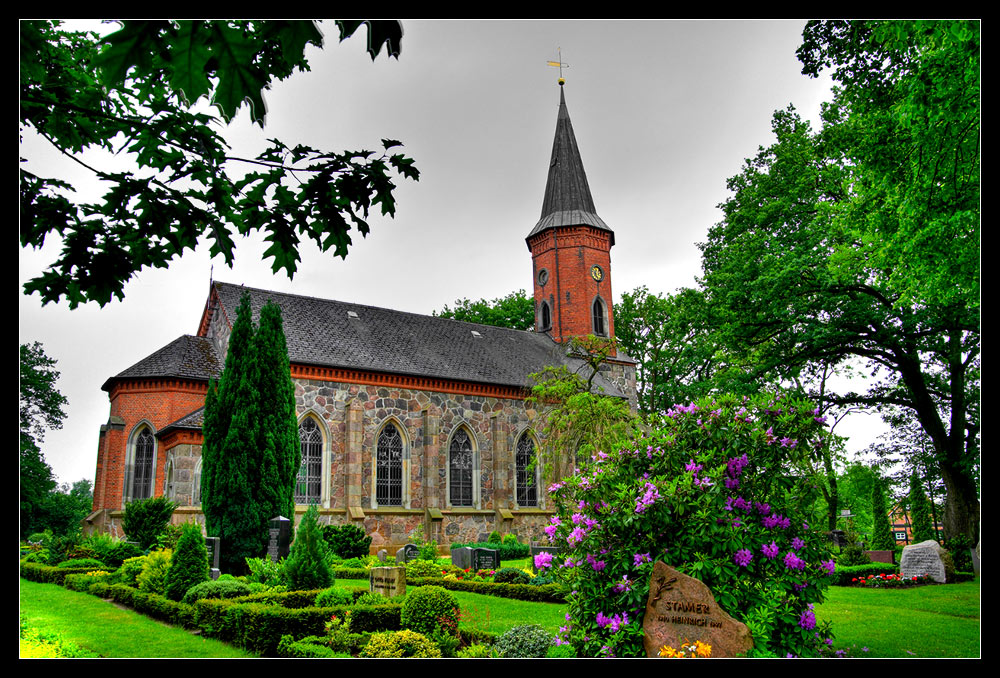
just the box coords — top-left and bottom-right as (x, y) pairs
(542, 393), (837, 657)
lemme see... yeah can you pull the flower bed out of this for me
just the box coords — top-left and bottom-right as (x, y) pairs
(850, 573), (935, 589)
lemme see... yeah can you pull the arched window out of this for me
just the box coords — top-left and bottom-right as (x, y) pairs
(449, 428), (474, 507)
(127, 427), (156, 502)
(540, 301), (551, 331)
(376, 422), (404, 506)
(592, 297), (607, 336)
(515, 433), (538, 508)
(296, 418), (323, 504)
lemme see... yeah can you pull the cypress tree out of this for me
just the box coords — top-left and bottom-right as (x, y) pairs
(870, 476), (895, 550)
(164, 521), (210, 601)
(202, 293), (264, 573)
(909, 472), (936, 544)
(284, 504), (332, 590)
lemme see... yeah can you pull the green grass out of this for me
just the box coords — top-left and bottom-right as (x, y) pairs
(816, 581), (980, 658)
(19, 579), (256, 658)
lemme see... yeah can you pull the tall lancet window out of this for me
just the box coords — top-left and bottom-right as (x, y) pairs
(593, 297), (607, 336)
(449, 428), (474, 507)
(376, 423), (404, 506)
(296, 418), (323, 504)
(515, 433), (538, 507)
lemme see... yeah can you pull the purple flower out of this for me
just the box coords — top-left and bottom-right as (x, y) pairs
(791, 537), (805, 551)
(761, 541), (779, 559)
(820, 559), (836, 575)
(596, 612), (612, 629)
(733, 549), (753, 567)
(733, 496), (750, 512)
(534, 551), (553, 569)
(633, 552), (652, 567)
(685, 459), (703, 473)
(612, 575), (632, 594)
(798, 608), (816, 630)
(780, 437), (798, 448)
(567, 527), (587, 547)
(755, 502), (771, 515)
(635, 482), (660, 513)
(783, 552), (806, 570)
(572, 513), (585, 525)
(724, 477), (740, 489)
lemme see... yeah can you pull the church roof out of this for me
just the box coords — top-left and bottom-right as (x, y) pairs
(527, 85), (614, 244)
(209, 281), (629, 397)
(102, 335), (222, 391)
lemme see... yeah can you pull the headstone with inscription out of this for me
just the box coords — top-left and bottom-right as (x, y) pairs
(395, 543), (420, 563)
(471, 547), (500, 571)
(450, 546), (472, 570)
(643, 562), (753, 658)
(205, 536), (221, 570)
(900, 540), (953, 583)
(369, 566), (406, 599)
(267, 516), (292, 563)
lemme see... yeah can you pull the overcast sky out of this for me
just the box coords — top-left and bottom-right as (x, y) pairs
(20, 19), (887, 486)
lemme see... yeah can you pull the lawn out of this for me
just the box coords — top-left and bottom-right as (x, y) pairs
(19, 578), (256, 658)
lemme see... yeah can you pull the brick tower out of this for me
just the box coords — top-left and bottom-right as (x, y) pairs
(527, 83), (616, 348)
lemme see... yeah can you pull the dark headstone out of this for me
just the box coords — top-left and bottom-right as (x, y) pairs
(267, 516), (292, 563)
(210, 567), (221, 581)
(530, 546), (559, 573)
(395, 543), (420, 563)
(204, 536), (221, 570)
(370, 566), (406, 599)
(471, 547), (500, 571)
(829, 530), (847, 549)
(451, 546), (472, 570)
(643, 562), (753, 658)
(865, 550), (894, 564)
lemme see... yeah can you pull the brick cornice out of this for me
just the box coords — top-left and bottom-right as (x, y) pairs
(291, 363), (530, 400)
(107, 378), (209, 400)
(159, 429), (204, 449)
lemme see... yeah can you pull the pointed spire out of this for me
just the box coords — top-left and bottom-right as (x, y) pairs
(527, 84), (613, 244)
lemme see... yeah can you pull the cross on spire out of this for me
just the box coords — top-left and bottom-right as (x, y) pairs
(546, 47), (569, 84)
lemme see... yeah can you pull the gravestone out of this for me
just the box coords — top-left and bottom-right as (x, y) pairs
(829, 530), (846, 549)
(531, 546), (559, 573)
(865, 550), (894, 564)
(205, 536), (221, 570)
(472, 547), (500, 571)
(643, 562), (753, 658)
(451, 546), (472, 569)
(395, 543), (420, 563)
(900, 540), (953, 583)
(377, 549), (388, 563)
(267, 516), (292, 563)
(971, 543), (980, 576)
(370, 566), (406, 599)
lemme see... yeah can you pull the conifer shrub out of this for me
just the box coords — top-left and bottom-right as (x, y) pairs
(361, 630), (442, 658)
(493, 623), (552, 658)
(544, 393), (837, 658)
(284, 505), (332, 590)
(56, 557), (105, 569)
(399, 585), (459, 636)
(487, 530), (502, 543)
(136, 549), (173, 595)
(322, 524), (372, 559)
(181, 578), (253, 604)
(869, 478), (896, 550)
(122, 496), (179, 549)
(164, 522), (210, 601)
(908, 473), (937, 544)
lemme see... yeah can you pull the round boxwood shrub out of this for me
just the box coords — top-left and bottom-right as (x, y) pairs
(355, 591), (389, 606)
(487, 530), (502, 544)
(361, 630), (442, 658)
(493, 623), (552, 658)
(493, 567), (531, 585)
(164, 522), (209, 601)
(315, 586), (354, 607)
(181, 579), (253, 604)
(404, 559), (443, 578)
(399, 586), (458, 636)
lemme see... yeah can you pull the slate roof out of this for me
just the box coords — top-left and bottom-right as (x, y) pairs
(212, 281), (630, 397)
(158, 407), (206, 437)
(102, 335), (222, 391)
(527, 85), (614, 244)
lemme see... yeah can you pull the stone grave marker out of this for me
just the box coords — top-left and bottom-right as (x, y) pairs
(901, 540), (953, 583)
(829, 529), (846, 549)
(472, 547), (500, 571)
(395, 543), (420, 563)
(369, 566), (406, 599)
(865, 550), (894, 564)
(450, 546), (472, 570)
(377, 548), (388, 563)
(205, 536), (221, 570)
(267, 516), (292, 563)
(530, 546), (559, 573)
(643, 562), (753, 658)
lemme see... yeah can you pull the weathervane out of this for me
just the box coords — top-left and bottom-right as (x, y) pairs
(547, 47), (569, 85)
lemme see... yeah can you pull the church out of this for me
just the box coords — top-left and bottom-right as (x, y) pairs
(87, 83), (638, 548)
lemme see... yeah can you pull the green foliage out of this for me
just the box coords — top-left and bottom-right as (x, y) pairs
(870, 477), (896, 550)
(487, 530), (502, 544)
(314, 586), (354, 607)
(399, 585), (459, 636)
(202, 294), (300, 573)
(493, 623), (552, 658)
(355, 591), (390, 606)
(114, 555), (148, 587)
(434, 289), (534, 330)
(19, 342), (67, 537)
(245, 557), (287, 588)
(180, 579), (253, 605)
(284, 505), (332, 590)
(457, 643), (492, 658)
(322, 524), (372, 559)
(546, 642), (578, 658)
(136, 549), (173, 595)
(56, 557), (105, 569)
(361, 630), (442, 658)
(405, 559), (444, 578)
(909, 473), (937, 543)
(546, 393), (836, 658)
(943, 536), (973, 573)
(164, 522), (210, 601)
(501, 533), (518, 545)
(122, 496), (179, 549)
(20, 20), (418, 308)
(494, 567), (531, 585)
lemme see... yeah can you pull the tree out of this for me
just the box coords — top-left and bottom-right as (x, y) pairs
(908, 472), (937, 544)
(164, 521), (210, 601)
(20, 342), (68, 536)
(284, 504), (332, 590)
(869, 476), (895, 550)
(122, 495), (179, 549)
(700, 20), (979, 543)
(201, 292), (300, 572)
(20, 20), (419, 308)
(434, 289), (534, 330)
(38, 480), (94, 537)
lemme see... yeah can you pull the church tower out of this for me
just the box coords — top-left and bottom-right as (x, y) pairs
(527, 83), (616, 349)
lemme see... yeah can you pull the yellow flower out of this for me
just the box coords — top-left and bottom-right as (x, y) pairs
(695, 640), (712, 658)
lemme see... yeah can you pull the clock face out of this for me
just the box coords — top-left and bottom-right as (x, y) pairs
(590, 265), (604, 282)
(538, 268), (549, 286)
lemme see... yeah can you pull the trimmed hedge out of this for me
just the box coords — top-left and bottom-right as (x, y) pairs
(450, 540), (530, 560)
(829, 562), (898, 585)
(277, 634), (351, 658)
(408, 576), (567, 603)
(20, 562), (110, 585)
(331, 567), (369, 580)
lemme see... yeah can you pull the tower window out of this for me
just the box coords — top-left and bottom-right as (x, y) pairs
(593, 297), (607, 336)
(540, 301), (551, 331)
